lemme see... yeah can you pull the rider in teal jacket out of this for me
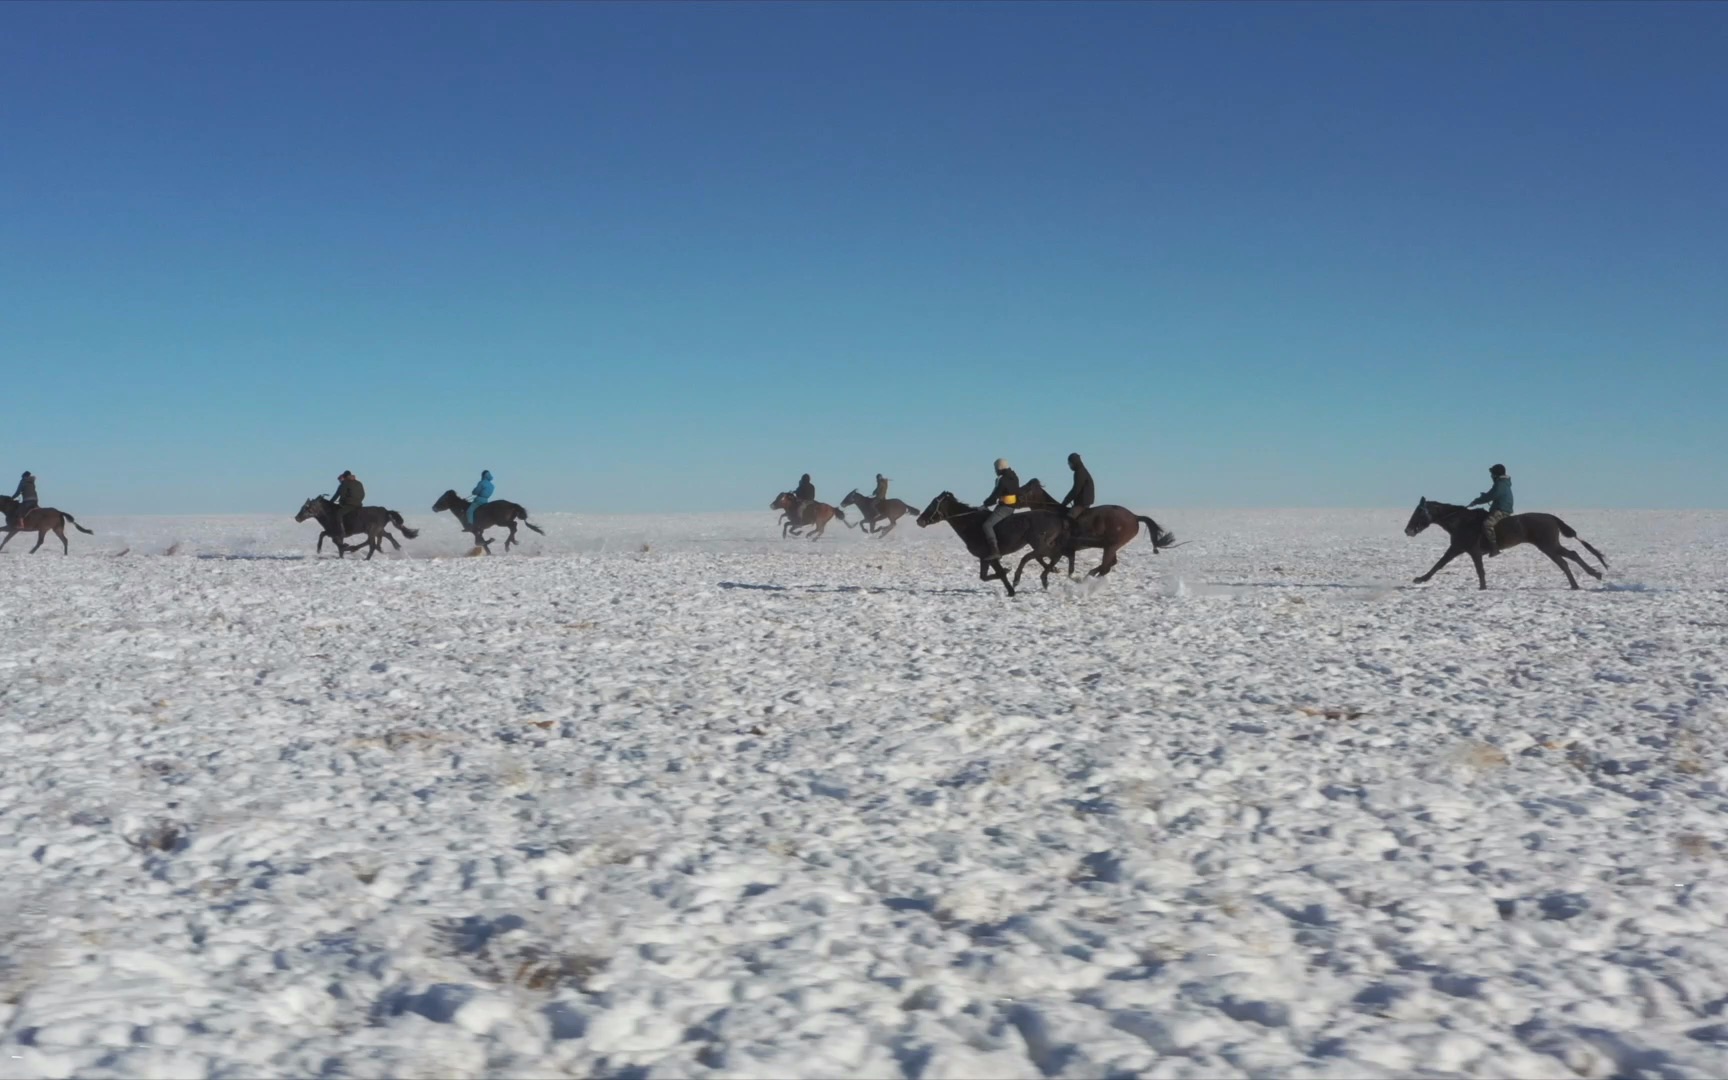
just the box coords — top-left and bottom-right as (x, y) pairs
(468, 470), (494, 524)
(1469, 465), (1513, 553)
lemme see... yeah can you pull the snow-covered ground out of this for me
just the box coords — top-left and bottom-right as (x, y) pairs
(3, 508), (1727, 1079)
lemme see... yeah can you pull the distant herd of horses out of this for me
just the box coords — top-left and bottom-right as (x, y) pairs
(0, 486), (1608, 593)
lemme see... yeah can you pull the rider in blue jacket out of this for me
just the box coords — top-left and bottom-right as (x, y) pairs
(468, 470), (494, 524)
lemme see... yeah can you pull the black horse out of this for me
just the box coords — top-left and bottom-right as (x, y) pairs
(1405, 497), (1607, 590)
(433, 490), (545, 554)
(295, 497), (419, 559)
(916, 492), (1091, 596)
(840, 490), (918, 537)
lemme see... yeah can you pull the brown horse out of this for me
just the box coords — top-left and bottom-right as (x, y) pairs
(1012, 479), (1177, 582)
(916, 492), (1090, 595)
(840, 490), (918, 537)
(771, 492), (850, 540)
(433, 490), (546, 554)
(1405, 497), (1607, 590)
(0, 496), (94, 554)
(295, 496), (419, 560)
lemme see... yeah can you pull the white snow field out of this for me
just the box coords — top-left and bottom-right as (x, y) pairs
(3, 508), (1727, 1079)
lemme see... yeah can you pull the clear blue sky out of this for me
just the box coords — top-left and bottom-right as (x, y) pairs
(3, 1), (1723, 514)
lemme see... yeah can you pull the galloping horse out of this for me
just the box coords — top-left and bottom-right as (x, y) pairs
(1012, 479), (1177, 581)
(1405, 497), (1607, 590)
(840, 490), (918, 537)
(433, 490), (545, 554)
(295, 496), (419, 559)
(916, 492), (1087, 595)
(770, 492), (850, 540)
(0, 496), (94, 554)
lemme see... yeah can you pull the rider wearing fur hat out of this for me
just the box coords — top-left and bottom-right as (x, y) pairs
(331, 470), (365, 537)
(981, 458), (1022, 559)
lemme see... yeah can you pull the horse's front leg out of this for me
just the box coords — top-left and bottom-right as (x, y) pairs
(1471, 552), (1488, 590)
(1012, 551), (1038, 587)
(0, 529), (13, 552)
(1414, 545), (1462, 584)
(990, 558), (1016, 596)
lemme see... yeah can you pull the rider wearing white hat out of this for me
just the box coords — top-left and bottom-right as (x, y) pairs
(981, 458), (1022, 559)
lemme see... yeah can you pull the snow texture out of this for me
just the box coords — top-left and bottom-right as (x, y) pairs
(3, 508), (1727, 1079)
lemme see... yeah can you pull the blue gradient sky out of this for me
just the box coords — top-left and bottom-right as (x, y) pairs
(3, 2), (1723, 514)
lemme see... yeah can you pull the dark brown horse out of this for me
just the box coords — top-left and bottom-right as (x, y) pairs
(916, 492), (1090, 595)
(1013, 479), (1177, 581)
(771, 492), (850, 540)
(296, 496), (419, 560)
(433, 490), (545, 554)
(0, 496), (94, 554)
(840, 490), (918, 537)
(1405, 497), (1607, 590)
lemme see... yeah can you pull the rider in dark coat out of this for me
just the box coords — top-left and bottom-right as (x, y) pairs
(1060, 453), (1095, 518)
(873, 474), (891, 502)
(981, 458), (1022, 558)
(331, 471), (365, 536)
(794, 474), (816, 503)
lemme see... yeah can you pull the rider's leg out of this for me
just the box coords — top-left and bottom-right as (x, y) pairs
(1483, 510), (1506, 555)
(983, 504), (1014, 558)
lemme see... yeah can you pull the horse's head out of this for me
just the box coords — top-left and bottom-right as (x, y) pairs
(771, 492), (796, 511)
(0, 495), (15, 513)
(295, 496), (328, 523)
(1404, 497), (1432, 537)
(841, 490), (862, 508)
(433, 490), (462, 513)
(917, 492), (962, 527)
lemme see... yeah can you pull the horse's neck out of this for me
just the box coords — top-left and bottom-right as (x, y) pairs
(1427, 502), (1474, 529)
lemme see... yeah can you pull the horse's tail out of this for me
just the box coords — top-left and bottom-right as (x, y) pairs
(388, 511), (419, 539)
(1138, 516), (1176, 551)
(518, 507), (546, 535)
(1555, 517), (1608, 568)
(63, 513), (96, 535)
(834, 507), (856, 528)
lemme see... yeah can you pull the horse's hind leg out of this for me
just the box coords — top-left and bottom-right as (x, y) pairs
(1012, 551), (1038, 587)
(1543, 546), (1581, 589)
(59, 526), (70, 554)
(1089, 544), (1121, 578)
(1560, 546), (1602, 581)
(385, 531), (402, 551)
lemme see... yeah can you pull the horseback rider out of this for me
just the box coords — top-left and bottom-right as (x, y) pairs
(873, 473), (891, 502)
(794, 474), (816, 503)
(331, 470), (365, 538)
(468, 470), (494, 525)
(7, 471), (37, 529)
(1060, 453), (1095, 519)
(981, 458), (1022, 559)
(1469, 464), (1513, 555)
